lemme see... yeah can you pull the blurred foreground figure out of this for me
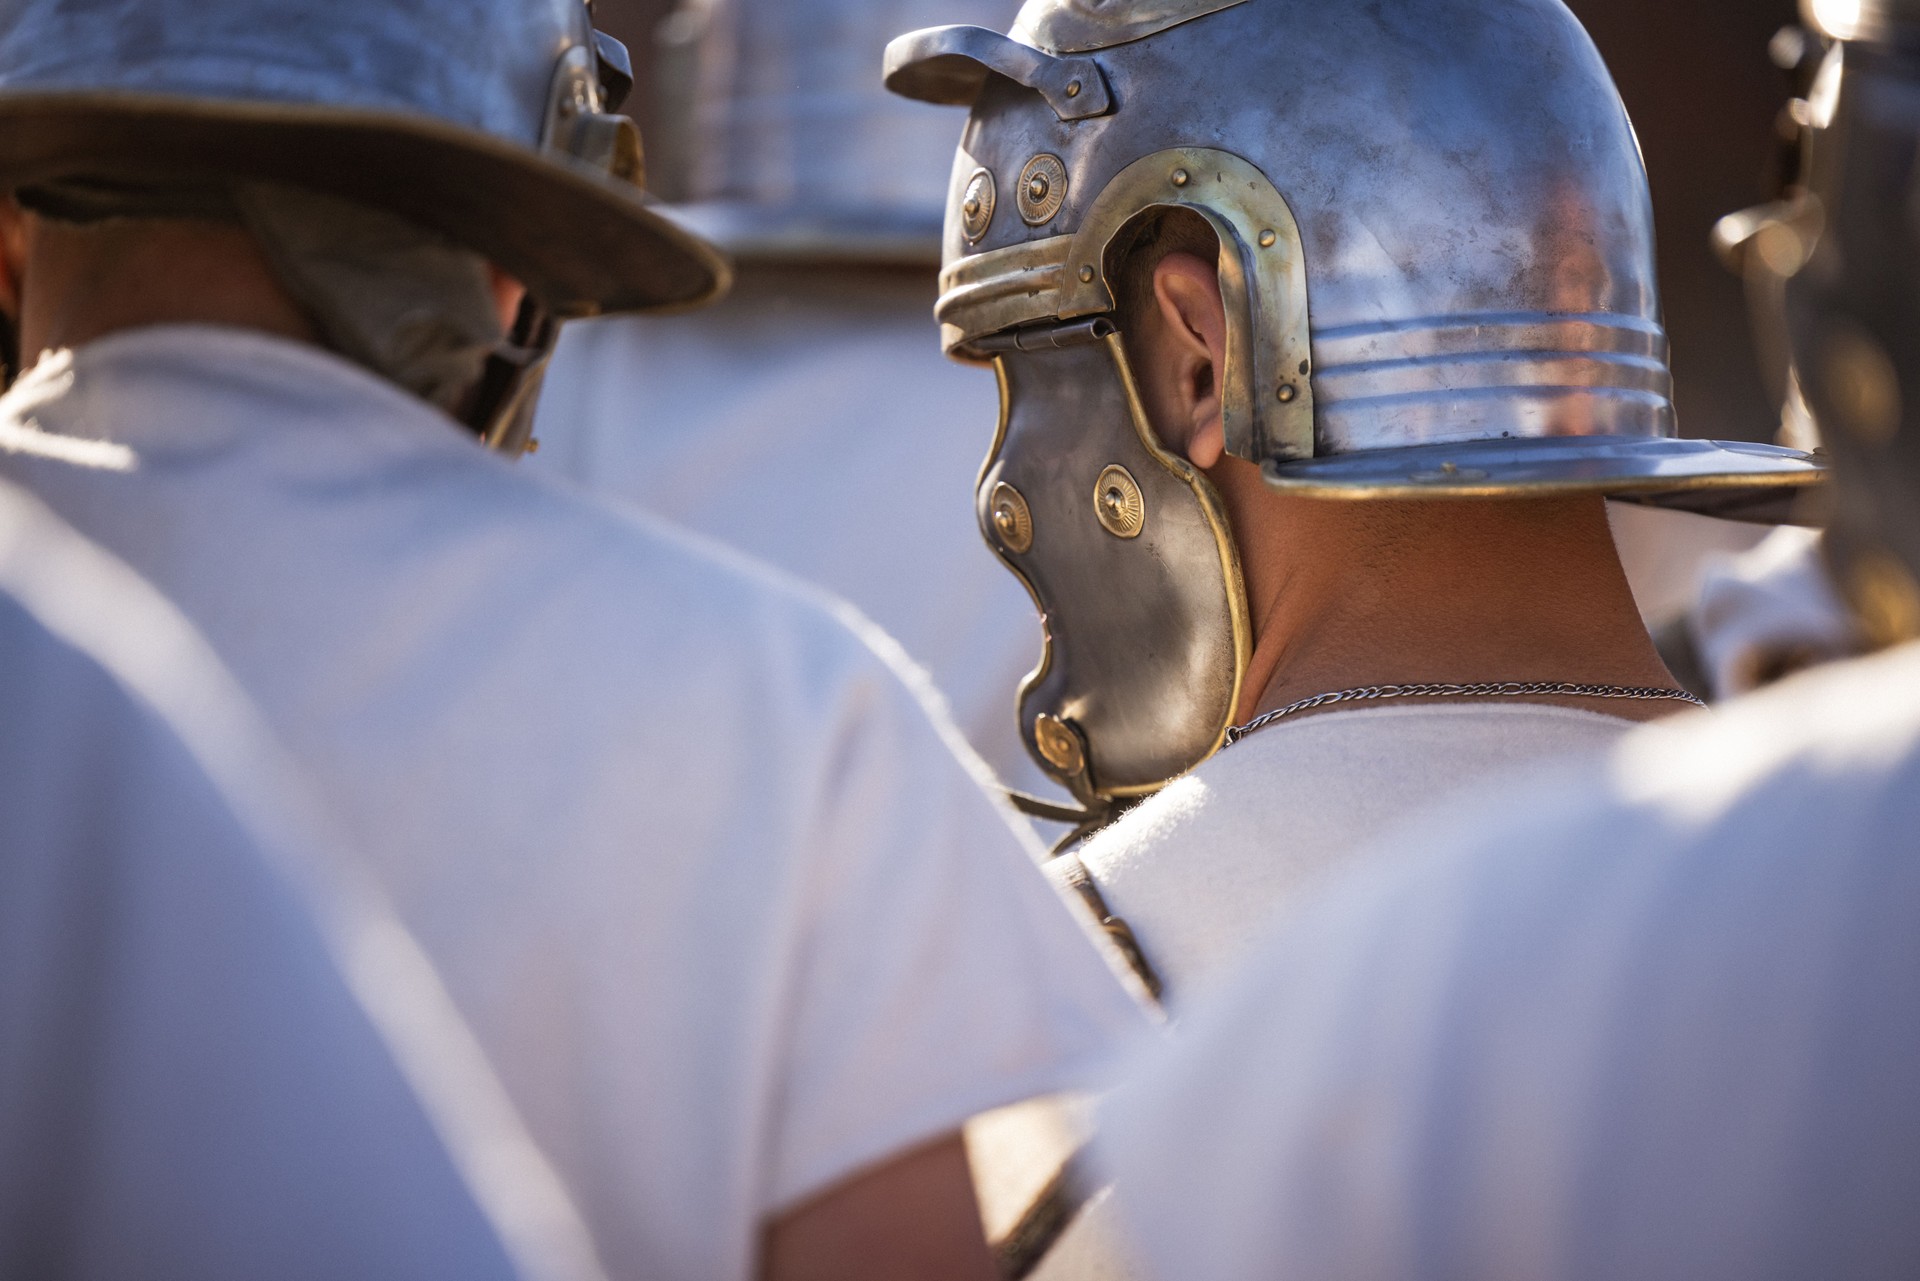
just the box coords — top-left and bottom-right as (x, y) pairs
(0, 476), (596, 1281)
(1686, 524), (1860, 697)
(533, 0), (1050, 793)
(1100, 651), (1920, 1281)
(0, 3), (1148, 1278)
(1096, 5), (1920, 1275)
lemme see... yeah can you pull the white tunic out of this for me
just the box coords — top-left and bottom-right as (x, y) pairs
(988, 704), (1633, 1281)
(0, 477), (554, 1281)
(1098, 646), (1920, 1281)
(532, 274), (1055, 797)
(0, 327), (1149, 1281)
(1080, 703), (1636, 1002)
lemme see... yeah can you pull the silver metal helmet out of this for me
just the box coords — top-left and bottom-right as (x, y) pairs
(885, 0), (1829, 806)
(0, 0), (727, 318)
(659, 0), (1022, 263)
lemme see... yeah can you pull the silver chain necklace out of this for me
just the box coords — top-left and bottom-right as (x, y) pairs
(1225, 681), (1707, 746)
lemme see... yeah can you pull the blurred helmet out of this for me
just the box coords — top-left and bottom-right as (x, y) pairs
(886, 0), (1828, 805)
(0, 0), (726, 318)
(661, 0), (1022, 264)
(1762, 0), (1920, 644)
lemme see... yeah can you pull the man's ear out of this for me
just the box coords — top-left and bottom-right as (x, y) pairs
(485, 264), (527, 337)
(1151, 251), (1228, 469)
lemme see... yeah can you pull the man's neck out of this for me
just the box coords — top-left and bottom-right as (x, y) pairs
(1211, 466), (1679, 725)
(14, 214), (314, 365)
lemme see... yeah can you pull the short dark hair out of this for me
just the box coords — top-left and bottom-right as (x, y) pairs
(1108, 206), (1220, 336)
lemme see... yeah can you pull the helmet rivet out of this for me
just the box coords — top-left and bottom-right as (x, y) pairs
(1258, 229), (1277, 248)
(1066, 79), (1083, 98)
(1079, 265), (1096, 283)
(1277, 384), (1298, 403)
(1034, 714), (1086, 776)
(988, 481), (1034, 554)
(1094, 465), (1146, 539)
(1171, 168), (1191, 188)
(961, 168), (997, 243)
(1017, 155), (1069, 226)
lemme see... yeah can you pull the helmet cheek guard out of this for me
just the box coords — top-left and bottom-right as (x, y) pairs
(956, 148), (1316, 802)
(975, 321), (1249, 804)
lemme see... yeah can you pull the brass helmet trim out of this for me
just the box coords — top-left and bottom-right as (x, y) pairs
(942, 147), (1317, 464)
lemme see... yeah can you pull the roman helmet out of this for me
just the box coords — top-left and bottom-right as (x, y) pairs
(653, 0), (1022, 265)
(884, 0), (1829, 814)
(1739, 0), (1920, 644)
(0, 0), (729, 446)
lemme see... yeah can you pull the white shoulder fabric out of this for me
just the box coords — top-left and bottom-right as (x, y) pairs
(0, 474), (609, 1281)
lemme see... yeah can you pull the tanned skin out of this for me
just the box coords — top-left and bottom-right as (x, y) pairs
(1132, 251), (1681, 725)
(760, 1134), (1000, 1281)
(0, 202), (529, 360)
(0, 197), (1003, 1281)
(0, 203), (317, 356)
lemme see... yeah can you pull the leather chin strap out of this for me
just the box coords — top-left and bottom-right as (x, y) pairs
(1006, 788), (1109, 837)
(1043, 848), (1163, 1001)
(470, 298), (558, 454)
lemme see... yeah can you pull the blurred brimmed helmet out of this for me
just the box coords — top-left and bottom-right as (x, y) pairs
(885, 0), (1829, 805)
(659, 0), (1021, 265)
(1749, 0), (1920, 644)
(0, 0), (728, 317)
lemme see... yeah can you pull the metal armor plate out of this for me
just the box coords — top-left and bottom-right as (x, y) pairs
(978, 326), (1247, 797)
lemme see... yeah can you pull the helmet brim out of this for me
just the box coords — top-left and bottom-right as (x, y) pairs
(1262, 436), (1828, 525)
(0, 92), (732, 318)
